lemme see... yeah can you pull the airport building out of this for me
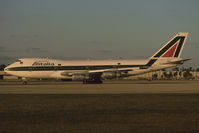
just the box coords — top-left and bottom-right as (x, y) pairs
(127, 70), (199, 80)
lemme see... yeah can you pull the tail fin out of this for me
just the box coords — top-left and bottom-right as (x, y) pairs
(151, 32), (188, 59)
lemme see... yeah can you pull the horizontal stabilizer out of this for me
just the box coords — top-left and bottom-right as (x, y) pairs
(163, 58), (191, 65)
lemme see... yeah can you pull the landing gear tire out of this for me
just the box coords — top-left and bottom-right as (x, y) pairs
(82, 79), (103, 84)
(23, 81), (28, 85)
(147, 79), (152, 81)
(95, 80), (103, 84)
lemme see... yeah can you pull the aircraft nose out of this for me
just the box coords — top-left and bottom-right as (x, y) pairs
(4, 66), (10, 73)
(4, 67), (8, 72)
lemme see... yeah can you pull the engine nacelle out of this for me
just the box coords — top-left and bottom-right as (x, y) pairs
(72, 74), (86, 81)
(102, 71), (117, 79)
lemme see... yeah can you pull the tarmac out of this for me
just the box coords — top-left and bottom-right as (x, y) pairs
(1, 80), (199, 133)
(0, 80), (199, 94)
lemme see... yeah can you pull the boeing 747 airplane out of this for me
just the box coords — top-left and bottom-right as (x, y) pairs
(4, 32), (190, 84)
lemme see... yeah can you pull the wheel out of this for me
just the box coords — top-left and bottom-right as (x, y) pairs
(22, 81), (28, 85)
(82, 79), (103, 84)
(95, 79), (103, 84)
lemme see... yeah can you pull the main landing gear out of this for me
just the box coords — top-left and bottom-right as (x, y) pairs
(83, 79), (103, 84)
(82, 74), (103, 84)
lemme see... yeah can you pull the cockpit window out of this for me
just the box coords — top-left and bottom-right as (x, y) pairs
(16, 60), (23, 64)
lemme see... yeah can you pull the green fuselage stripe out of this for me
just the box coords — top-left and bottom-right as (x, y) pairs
(8, 65), (144, 71)
(8, 59), (157, 71)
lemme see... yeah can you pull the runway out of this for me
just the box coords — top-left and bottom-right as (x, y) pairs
(0, 80), (199, 94)
(1, 80), (199, 132)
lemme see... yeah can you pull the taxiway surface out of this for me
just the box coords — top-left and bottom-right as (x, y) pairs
(0, 80), (199, 94)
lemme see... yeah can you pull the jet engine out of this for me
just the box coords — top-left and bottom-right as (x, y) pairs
(71, 74), (86, 80)
(102, 71), (117, 79)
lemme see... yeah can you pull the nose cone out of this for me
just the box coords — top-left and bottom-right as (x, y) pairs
(4, 66), (8, 72)
(4, 66), (11, 74)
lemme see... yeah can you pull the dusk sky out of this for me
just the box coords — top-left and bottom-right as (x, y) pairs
(0, 0), (199, 67)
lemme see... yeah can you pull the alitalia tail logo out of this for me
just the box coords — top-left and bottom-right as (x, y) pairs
(162, 41), (179, 57)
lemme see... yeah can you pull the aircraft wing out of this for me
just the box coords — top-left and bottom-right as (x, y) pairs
(60, 68), (133, 78)
(88, 68), (133, 73)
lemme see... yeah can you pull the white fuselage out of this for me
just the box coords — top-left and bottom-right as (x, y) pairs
(4, 58), (179, 79)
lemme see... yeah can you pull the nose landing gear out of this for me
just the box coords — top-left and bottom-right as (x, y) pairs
(22, 81), (28, 85)
(21, 77), (28, 85)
